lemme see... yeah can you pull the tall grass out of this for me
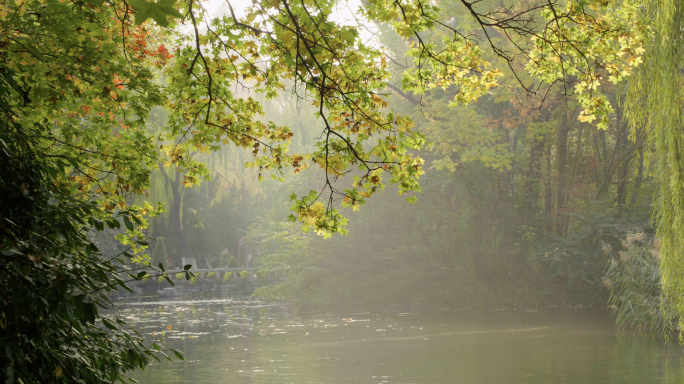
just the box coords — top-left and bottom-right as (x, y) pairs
(604, 232), (674, 337)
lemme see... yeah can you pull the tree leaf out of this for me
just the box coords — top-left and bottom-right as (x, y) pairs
(124, 216), (134, 231)
(171, 349), (184, 360)
(163, 275), (175, 286)
(129, 0), (182, 27)
(102, 318), (117, 330)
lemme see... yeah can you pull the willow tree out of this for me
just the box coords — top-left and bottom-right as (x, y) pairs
(624, 0), (684, 339)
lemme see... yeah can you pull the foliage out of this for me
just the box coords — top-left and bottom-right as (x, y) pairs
(535, 208), (651, 303)
(604, 233), (671, 336)
(205, 272), (217, 279)
(247, 0), (659, 309)
(0, 129), (185, 383)
(148, 0), (648, 236)
(624, 0), (684, 341)
(223, 272), (232, 283)
(225, 256), (239, 269)
(0, 0), (668, 380)
(0, 0), (433, 378)
(252, 210), (325, 303)
(217, 249), (237, 269)
(160, 0), (428, 236)
(527, 0), (648, 130)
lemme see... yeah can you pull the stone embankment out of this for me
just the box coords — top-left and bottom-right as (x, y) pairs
(118, 276), (263, 302)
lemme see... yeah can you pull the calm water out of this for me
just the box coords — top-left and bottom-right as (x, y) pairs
(120, 300), (684, 384)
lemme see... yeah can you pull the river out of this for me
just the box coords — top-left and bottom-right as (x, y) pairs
(120, 299), (684, 384)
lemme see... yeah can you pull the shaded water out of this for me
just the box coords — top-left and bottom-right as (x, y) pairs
(121, 300), (684, 384)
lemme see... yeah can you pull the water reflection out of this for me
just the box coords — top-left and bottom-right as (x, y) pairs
(119, 300), (684, 384)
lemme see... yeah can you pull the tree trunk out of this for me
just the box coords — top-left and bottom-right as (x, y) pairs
(556, 111), (569, 235)
(596, 104), (627, 200)
(238, 149), (247, 205)
(523, 135), (546, 223)
(616, 156), (631, 207)
(631, 153), (645, 205)
(544, 140), (553, 233)
(162, 167), (195, 263)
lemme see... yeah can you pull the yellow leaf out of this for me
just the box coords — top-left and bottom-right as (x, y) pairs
(55, 366), (63, 378)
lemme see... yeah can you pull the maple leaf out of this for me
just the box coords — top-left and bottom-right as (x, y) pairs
(128, 0), (183, 27)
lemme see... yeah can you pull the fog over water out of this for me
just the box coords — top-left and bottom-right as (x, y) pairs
(124, 300), (682, 384)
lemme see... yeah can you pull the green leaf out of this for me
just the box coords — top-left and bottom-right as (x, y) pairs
(121, 284), (135, 293)
(86, 243), (99, 256)
(83, 303), (96, 324)
(171, 349), (184, 360)
(124, 216), (134, 231)
(92, 219), (105, 231)
(102, 318), (117, 330)
(183, 264), (192, 271)
(129, 0), (183, 27)
(68, 158), (80, 170)
(65, 304), (74, 321)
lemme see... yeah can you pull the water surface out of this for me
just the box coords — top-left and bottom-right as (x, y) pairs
(120, 300), (684, 384)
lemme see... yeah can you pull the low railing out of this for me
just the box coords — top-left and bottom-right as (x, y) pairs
(163, 267), (255, 279)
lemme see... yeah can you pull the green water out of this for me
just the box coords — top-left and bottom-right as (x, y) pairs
(120, 300), (684, 384)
